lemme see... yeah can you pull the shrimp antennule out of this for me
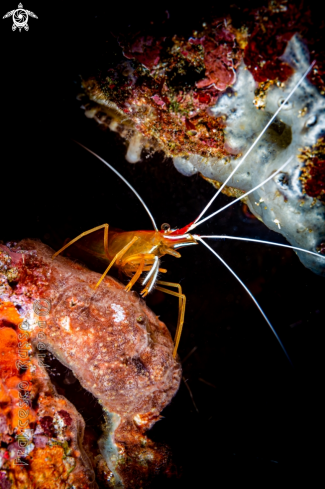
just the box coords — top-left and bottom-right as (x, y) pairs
(189, 60), (316, 231)
(194, 235), (325, 261)
(197, 237), (293, 365)
(190, 156), (294, 229)
(73, 140), (159, 231)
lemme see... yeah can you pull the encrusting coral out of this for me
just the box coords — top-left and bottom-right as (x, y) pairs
(0, 301), (95, 488)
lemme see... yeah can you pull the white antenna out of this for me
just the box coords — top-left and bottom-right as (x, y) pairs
(191, 61), (316, 229)
(191, 156), (293, 229)
(195, 235), (325, 261)
(73, 141), (158, 231)
(197, 237), (293, 365)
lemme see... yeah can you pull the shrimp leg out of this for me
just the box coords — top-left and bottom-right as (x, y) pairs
(122, 253), (168, 292)
(52, 224), (110, 260)
(124, 257), (145, 292)
(155, 280), (186, 358)
(96, 236), (139, 288)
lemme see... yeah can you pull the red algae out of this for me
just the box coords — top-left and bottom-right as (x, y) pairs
(243, 5), (296, 83)
(304, 158), (325, 202)
(194, 25), (238, 90)
(121, 35), (165, 70)
(243, 1), (324, 91)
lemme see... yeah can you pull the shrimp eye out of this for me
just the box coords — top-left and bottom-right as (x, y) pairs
(161, 223), (171, 233)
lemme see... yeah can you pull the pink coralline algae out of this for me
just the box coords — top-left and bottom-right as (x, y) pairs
(121, 35), (165, 70)
(193, 26), (237, 91)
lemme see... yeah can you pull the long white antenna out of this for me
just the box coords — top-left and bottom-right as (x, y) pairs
(197, 237), (292, 365)
(192, 61), (316, 226)
(190, 155), (293, 230)
(196, 235), (325, 260)
(73, 140), (159, 231)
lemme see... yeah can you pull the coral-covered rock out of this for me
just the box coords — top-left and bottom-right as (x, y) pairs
(0, 302), (95, 488)
(0, 240), (181, 488)
(79, 2), (325, 275)
(82, 19), (241, 161)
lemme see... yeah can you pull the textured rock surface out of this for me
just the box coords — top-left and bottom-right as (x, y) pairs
(80, 2), (325, 275)
(0, 240), (181, 488)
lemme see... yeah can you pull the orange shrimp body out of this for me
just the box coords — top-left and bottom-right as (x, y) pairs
(53, 223), (198, 357)
(108, 229), (188, 272)
(111, 228), (197, 274)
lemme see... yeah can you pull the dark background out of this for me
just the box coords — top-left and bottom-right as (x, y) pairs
(1, 1), (324, 485)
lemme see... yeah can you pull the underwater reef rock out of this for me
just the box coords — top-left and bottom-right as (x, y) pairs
(0, 302), (95, 488)
(0, 240), (181, 488)
(80, 2), (325, 276)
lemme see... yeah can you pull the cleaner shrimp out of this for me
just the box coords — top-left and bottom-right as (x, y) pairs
(53, 61), (324, 365)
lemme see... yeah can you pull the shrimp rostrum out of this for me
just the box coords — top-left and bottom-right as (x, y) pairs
(53, 62), (324, 363)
